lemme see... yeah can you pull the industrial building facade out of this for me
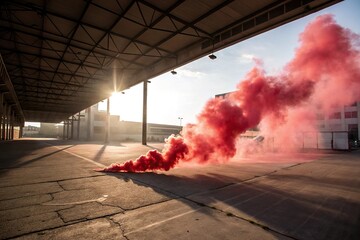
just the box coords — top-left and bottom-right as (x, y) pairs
(40, 104), (182, 143)
(215, 92), (360, 146)
(316, 102), (360, 142)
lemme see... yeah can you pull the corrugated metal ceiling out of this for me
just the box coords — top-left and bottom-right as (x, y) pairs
(0, 0), (341, 123)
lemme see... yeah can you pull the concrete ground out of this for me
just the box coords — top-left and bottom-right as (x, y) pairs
(0, 138), (359, 240)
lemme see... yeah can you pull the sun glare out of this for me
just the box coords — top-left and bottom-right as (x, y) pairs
(108, 88), (142, 121)
(109, 91), (124, 116)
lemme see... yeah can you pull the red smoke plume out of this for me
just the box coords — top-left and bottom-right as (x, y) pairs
(100, 15), (360, 172)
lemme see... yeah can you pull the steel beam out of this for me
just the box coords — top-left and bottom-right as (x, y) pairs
(0, 1), (172, 55)
(1, 48), (107, 71)
(0, 26), (148, 66)
(11, 75), (93, 88)
(5, 63), (105, 82)
(43, 1), (91, 103)
(124, 0), (234, 69)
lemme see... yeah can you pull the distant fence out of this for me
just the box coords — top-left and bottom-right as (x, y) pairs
(302, 131), (349, 150)
(245, 131), (353, 151)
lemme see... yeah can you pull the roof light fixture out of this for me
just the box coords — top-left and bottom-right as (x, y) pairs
(208, 53), (217, 60)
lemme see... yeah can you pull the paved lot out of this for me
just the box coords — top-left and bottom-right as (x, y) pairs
(0, 138), (359, 239)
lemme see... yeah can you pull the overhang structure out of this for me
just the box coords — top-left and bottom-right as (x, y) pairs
(0, 0), (342, 123)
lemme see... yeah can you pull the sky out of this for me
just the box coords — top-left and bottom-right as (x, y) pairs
(27, 0), (360, 127)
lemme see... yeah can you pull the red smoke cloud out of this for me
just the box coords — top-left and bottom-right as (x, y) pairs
(101, 15), (360, 172)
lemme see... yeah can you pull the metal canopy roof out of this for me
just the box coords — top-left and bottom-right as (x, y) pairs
(0, 0), (341, 123)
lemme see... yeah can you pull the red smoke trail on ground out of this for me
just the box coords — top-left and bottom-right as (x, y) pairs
(100, 15), (360, 172)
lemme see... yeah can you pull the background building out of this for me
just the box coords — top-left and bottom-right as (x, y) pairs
(215, 92), (360, 149)
(23, 125), (40, 138)
(316, 101), (360, 143)
(36, 104), (182, 143)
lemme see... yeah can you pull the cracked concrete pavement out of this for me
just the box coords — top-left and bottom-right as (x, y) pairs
(0, 139), (359, 239)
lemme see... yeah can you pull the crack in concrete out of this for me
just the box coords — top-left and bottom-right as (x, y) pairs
(55, 210), (67, 224)
(7, 210), (128, 239)
(216, 206), (299, 240)
(122, 198), (174, 211)
(97, 201), (125, 212)
(0, 174), (105, 189)
(0, 192), (57, 204)
(108, 215), (130, 240)
(56, 181), (66, 191)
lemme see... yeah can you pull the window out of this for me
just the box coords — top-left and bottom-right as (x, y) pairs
(348, 124), (359, 141)
(348, 124), (358, 131)
(329, 112), (341, 119)
(345, 111), (358, 118)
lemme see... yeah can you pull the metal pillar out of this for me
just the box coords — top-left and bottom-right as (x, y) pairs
(71, 116), (74, 139)
(62, 121), (66, 140)
(6, 105), (10, 140)
(0, 93), (3, 140)
(87, 107), (92, 141)
(63, 121), (65, 140)
(142, 80), (148, 145)
(64, 121), (66, 139)
(105, 98), (110, 144)
(77, 112), (80, 140)
(66, 119), (70, 140)
(10, 110), (14, 140)
(1, 103), (6, 140)
(19, 126), (23, 138)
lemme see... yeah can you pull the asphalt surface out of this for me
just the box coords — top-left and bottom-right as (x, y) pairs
(0, 138), (359, 240)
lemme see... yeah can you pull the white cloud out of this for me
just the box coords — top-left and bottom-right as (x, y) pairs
(241, 53), (255, 60)
(177, 69), (207, 78)
(236, 53), (256, 64)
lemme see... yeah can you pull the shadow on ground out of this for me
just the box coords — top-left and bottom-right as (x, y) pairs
(102, 152), (360, 240)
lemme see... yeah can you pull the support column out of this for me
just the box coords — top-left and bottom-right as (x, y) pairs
(62, 121), (66, 140)
(87, 107), (92, 141)
(66, 119), (70, 140)
(10, 110), (14, 140)
(19, 126), (23, 139)
(2, 103), (6, 140)
(21, 119), (24, 138)
(142, 79), (148, 145)
(6, 105), (11, 140)
(0, 93), (3, 140)
(105, 98), (110, 144)
(71, 116), (74, 139)
(77, 112), (80, 140)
